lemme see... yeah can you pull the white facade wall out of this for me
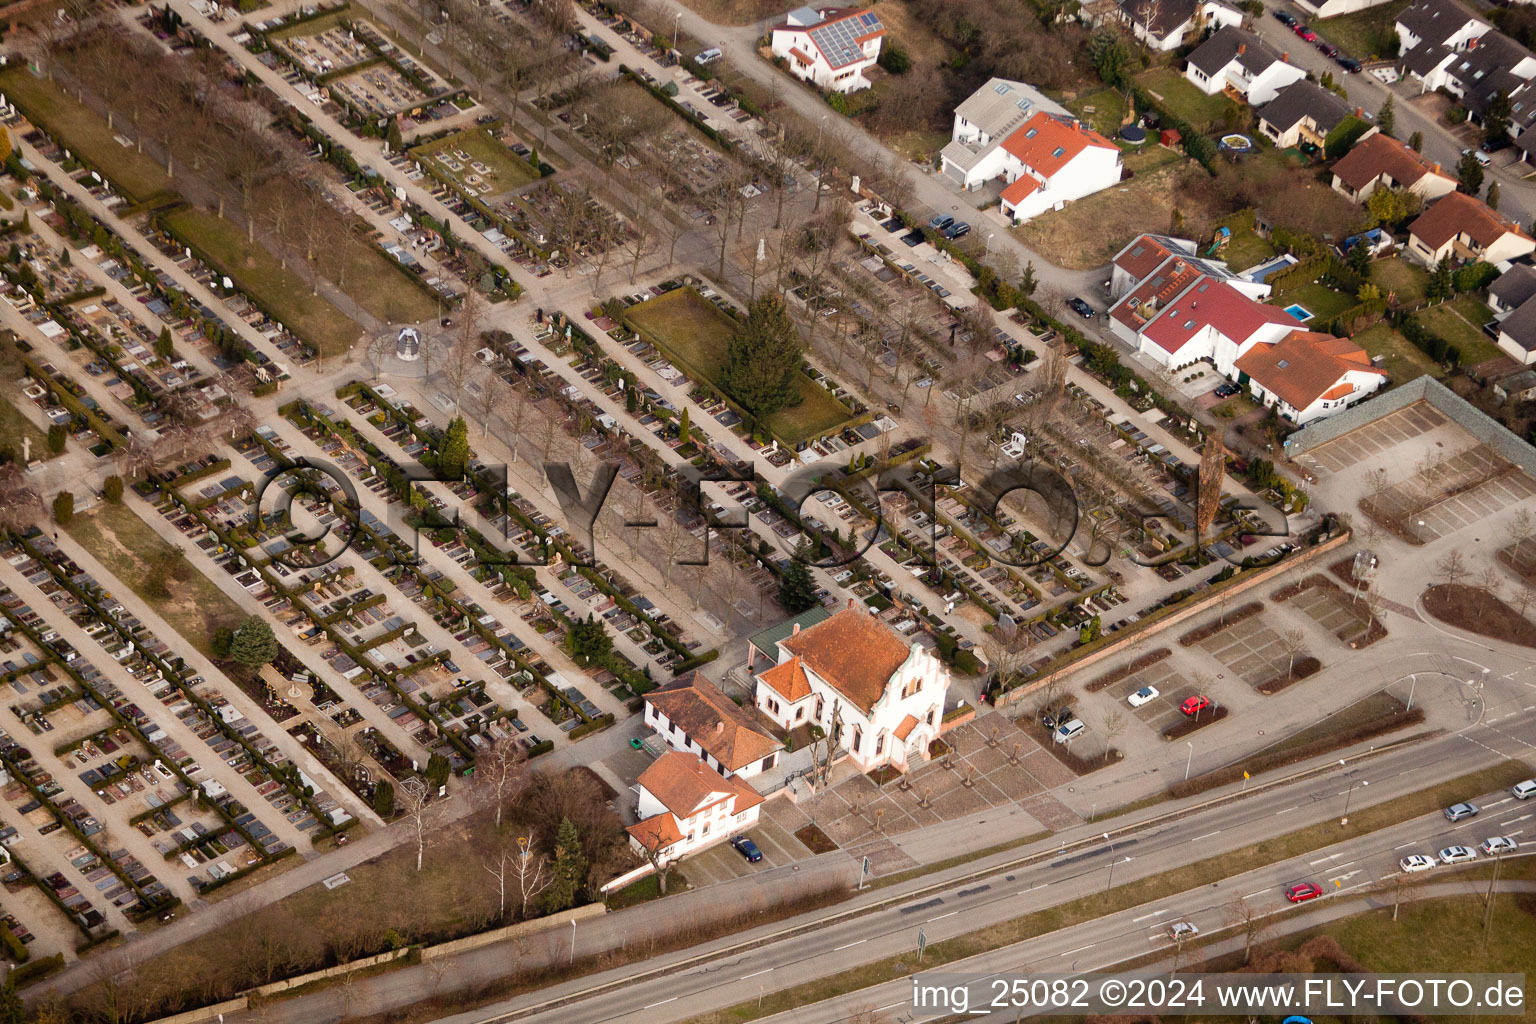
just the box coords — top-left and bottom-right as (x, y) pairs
(1001, 145), (1123, 223)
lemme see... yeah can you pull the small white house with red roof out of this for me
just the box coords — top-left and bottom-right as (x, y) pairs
(1234, 332), (1387, 424)
(938, 82), (1121, 221)
(771, 6), (886, 93)
(627, 751), (764, 866)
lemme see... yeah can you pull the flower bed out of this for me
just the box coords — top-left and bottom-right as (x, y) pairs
(1085, 648), (1172, 692)
(1177, 602), (1264, 647)
(1256, 656), (1323, 695)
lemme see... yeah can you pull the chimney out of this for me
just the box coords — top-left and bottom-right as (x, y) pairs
(846, 597), (856, 611)
(1434, 162), (1442, 173)
(792, 622), (801, 636)
(715, 721), (724, 734)
(1354, 106), (1363, 117)
(1237, 43), (1246, 55)
(1469, 36), (1478, 50)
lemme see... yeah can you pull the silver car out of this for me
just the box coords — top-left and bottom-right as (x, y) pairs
(1481, 836), (1519, 855)
(1399, 855), (1436, 873)
(1438, 845), (1478, 865)
(1444, 802), (1480, 822)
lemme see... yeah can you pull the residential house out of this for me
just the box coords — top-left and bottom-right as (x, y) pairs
(1328, 129), (1458, 203)
(627, 751), (764, 866)
(643, 671), (783, 781)
(1395, 0), (1488, 58)
(940, 78), (1069, 190)
(1234, 331), (1388, 424)
(1095, 0), (1244, 51)
(1495, 284), (1536, 364)
(1257, 80), (1353, 149)
(996, 112), (1123, 223)
(1106, 233), (1288, 372)
(1184, 27), (1307, 106)
(1406, 190), (1536, 265)
(770, 6), (886, 93)
(1489, 263), (1536, 316)
(746, 606), (831, 672)
(754, 601), (951, 772)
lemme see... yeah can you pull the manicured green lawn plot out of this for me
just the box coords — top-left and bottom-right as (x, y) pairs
(1317, 0), (1410, 61)
(1352, 323), (1442, 384)
(1219, 230), (1276, 273)
(268, 10), (351, 40)
(0, 395), (55, 464)
(162, 207), (361, 357)
(0, 67), (174, 206)
(1269, 282), (1357, 324)
(1135, 69), (1240, 132)
(1368, 255), (1431, 307)
(624, 288), (853, 444)
(409, 126), (542, 196)
(1413, 296), (1502, 366)
(1066, 88), (1129, 141)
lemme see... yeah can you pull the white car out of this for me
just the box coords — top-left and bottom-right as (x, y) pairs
(1438, 845), (1478, 865)
(1053, 718), (1086, 744)
(1168, 921), (1199, 940)
(1127, 685), (1160, 708)
(1513, 779), (1536, 800)
(1399, 855), (1436, 873)
(1481, 836), (1519, 856)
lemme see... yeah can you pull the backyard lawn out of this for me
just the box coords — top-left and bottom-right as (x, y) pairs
(410, 126), (541, 196)
(625, 288), (852, 443)
(1317, 0), (1410, 61)
(1220, 229), (1275, 273)
(163, 207), (363, 357)
(1269, 282), (1357, 325)
(1135, 68), (1240, 132)
(1352, 323), (1441, 384)
(1369, 256), (1430, 307)
(1, 67), (174, 205)
(1413, 296), (1501, 366)
(1066, 88), (1130, 140)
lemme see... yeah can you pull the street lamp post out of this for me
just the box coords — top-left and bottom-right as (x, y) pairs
(1407, 673), (1418, 711)
(1342, 777), (1368, 825)
(569, 918), (577, 965)
(1416, 519), (1426, 542)
(673, 10), (682, 52)
(1184, 740), (1194, 782)
(986, 232), (995, 257)
(1103, 832), (1116, 891)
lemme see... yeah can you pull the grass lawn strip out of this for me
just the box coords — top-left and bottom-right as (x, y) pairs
(1220, 230), (1276, 273)
(1368, 256), (1430, 307)
(162, 207), (361, 358)
(0, 395), (57, 463)
(1353, 323), (1441, 384)
(1269, 281), (1356, 323)
(1413, 297), (1501, 366)
(678, 759), (1532, 1024)
(1316, 0), (1411, 61)
(1135, 68), (1239, 131)
(0, 67), (174, 206)
(65, 501), (247, 660)
(625, 287), (852, 443)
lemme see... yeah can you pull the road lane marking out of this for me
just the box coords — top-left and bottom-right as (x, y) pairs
(645, 997), (679, 1008)
(741, 968), (774, 980)
(1061, 944), (1096, 956)
(927, 911), (958, 921)
(1131, 909), (1169, 922)
(834, 939), (867, 951)
(1191, 830), (1222, 842)
(1394, 841), (1418, 849)
(1244, 888), (1268, 898)
(1487, 798), (1513, 808)
(1309, 854), (1343, 865)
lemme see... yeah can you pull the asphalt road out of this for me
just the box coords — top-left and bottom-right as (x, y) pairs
(421, 721), (1536, 1024)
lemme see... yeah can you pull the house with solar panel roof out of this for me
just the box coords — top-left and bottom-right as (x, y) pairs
(770, 6), (886, 93)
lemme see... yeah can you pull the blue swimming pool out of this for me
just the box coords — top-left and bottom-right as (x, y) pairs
(1283, 303), (1314, 322)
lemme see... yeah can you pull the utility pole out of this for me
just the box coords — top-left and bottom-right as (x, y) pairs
(1482, 850), (1503, 951)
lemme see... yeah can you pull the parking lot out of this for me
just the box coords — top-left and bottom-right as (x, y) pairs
(1101, 658), (1204, 734)
(1199, 616), (1288, 690)
(680, 818), (813, 886)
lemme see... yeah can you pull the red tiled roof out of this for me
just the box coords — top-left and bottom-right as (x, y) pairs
(1409, 189), (1533, 251)
(1330, 132), (1452, 194)
(1234, 331), (1386, 412)
(894, 714), (919, 741)
(646, 672), (781, 772)
(758, 655), (813, 702)
(1000, 175), (1042, 205)
(1112, 235), (1181, 282)
(781, 605), (914, 713)
(1139, 276), (1298, 355)
(627, 812), (683, 852)
(638, 751), (764, 820)
(999, 112), (1117, 180)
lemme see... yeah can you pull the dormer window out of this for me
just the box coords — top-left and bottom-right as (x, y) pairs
(1025, 128), (1038, 138)
(994, 82), (1011, 95)
(1277, 359), (1290, 368)
(1051, 146), (1066, 158)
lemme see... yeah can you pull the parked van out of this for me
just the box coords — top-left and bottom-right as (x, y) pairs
(1053, 718), (1085, 744)
(1513, 779), (1536, 800)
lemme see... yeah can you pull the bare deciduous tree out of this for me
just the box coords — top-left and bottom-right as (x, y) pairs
(477, 737), (530, 828)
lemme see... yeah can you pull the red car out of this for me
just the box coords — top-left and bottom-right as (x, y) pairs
(1180, 695), (1211, 716)
(1294, 24), (1318, 41)
(1285, 882), (1324, 903)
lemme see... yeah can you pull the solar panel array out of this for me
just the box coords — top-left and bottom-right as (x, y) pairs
(808, 10), (883, 68)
